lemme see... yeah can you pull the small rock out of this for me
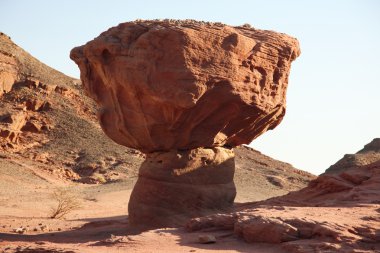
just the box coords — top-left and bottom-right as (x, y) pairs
(25, 98), (46, 111)
(40, 225), (49, 231)
(57, 228), (62, 231)
(33, 227), (39, 231)
(13, 227), (26, 234)
(21, 120), (43, 133)
(23, 78), (40, 89)
(106, 156), (116, 162)
(198, 234), (216, 244)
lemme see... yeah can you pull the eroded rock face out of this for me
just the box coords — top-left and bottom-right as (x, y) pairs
(70, 20), (300, 152)
(70, 20), (300, 227)
(0, 34), (18, 97)
(0, 111), (26, 143)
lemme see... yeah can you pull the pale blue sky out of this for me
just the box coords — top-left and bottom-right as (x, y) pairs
(1, 0), (379, 174)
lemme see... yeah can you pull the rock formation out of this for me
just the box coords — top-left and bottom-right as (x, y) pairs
(70, 19), (300, 227)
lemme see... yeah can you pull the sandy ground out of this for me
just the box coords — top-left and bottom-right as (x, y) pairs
(0, 158), (265, 252)
(1, 195), (378, 252)
(1, 160), (379, 253)
(0, 181), (285, 253)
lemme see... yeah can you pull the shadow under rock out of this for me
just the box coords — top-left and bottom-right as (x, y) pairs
(0, 215), (142, 244)
(1, 214), (283, 253)
(162, 227), (284, 253)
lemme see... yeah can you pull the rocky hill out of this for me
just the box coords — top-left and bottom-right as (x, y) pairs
(325, 138), (380, 174)
(0, 32), (74, 96)
(0, 32), (143, 185)
(0, 32), (314, 202)
(234, 145), (315, 201)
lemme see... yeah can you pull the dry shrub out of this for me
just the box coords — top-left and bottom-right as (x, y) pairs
(49, 188), (81, 219)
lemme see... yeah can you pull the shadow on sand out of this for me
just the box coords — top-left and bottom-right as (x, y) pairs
(0, 213), (281, 253)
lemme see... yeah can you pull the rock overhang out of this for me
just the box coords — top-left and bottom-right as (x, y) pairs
(70, 19), (300, 152)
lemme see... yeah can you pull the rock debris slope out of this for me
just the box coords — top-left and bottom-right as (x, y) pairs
(71, 19), (300, 227)
(325, 138), (380, 175)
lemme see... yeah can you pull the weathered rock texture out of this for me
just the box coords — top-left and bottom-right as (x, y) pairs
(70, 20), (300, 152)
(70, 20), (300, 227)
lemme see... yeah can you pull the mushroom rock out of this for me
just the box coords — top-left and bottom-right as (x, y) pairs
(70, 19), (300, 228)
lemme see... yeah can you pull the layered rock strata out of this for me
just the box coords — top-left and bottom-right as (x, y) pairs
(128, 147), (236, 227)
(70, 19), (300, 227)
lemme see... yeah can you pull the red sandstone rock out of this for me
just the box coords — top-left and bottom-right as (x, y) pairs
(0, 111), (26, 143)
(25, 98), (50, 111)
(70, 19), (300, 153)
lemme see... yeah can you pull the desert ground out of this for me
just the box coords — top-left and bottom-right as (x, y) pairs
(1, 152), (379, 252)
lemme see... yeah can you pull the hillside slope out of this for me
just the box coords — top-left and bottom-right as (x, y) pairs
(325, 138), (380, 174)
(234, 146), (315, 201)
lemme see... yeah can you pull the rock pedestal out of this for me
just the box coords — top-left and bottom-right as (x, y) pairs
(70, 19), (300, 228)
(128, 147), (236, 227)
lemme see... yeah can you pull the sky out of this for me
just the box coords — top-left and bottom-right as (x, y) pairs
(1, 0), (379, 175)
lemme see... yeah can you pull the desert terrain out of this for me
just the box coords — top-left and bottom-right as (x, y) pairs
(1, 20), (379, 253)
